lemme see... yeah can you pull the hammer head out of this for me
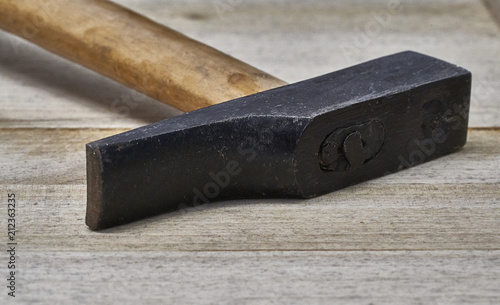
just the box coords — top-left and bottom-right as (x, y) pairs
(86, 51), (471, 230)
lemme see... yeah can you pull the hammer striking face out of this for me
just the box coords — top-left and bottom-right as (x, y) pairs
(86, 51), (471, 230)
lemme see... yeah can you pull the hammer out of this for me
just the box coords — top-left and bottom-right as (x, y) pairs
(0, 0), (471, 230)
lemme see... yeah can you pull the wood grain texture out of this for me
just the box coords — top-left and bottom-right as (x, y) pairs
(17, 251), (500, 304)
(0, 0), (499, 128)
(0, 129), (499, 303)
(0, 0), (499, 304)
(484, 0), (500, 27)
(0, 128), (498, 252)
(0, 0), (286, 111)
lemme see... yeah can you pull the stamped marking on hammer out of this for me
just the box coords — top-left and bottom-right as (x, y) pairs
(319, 120), (385, 171)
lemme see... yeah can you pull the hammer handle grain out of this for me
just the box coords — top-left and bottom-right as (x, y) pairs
(0, 0), (287, 111)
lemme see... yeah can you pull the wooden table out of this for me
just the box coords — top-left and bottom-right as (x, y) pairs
(1, 0), (499, 303)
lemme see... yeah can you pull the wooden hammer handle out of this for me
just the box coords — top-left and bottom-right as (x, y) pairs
(0, 0), (286, 111)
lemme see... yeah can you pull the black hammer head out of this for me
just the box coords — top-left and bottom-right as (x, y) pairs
(86, 51), (471, 230)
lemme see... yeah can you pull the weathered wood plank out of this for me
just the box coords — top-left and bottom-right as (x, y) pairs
(1, 129), (498, 252)
(5, 182), (500, 252)
(0, 0), (499, 128)
(0, 128), (127, 185)
(484, 0), (500, 27)
(14, 251), (500, 304)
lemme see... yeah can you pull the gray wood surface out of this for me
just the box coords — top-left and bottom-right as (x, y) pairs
(1, 0), (500, 128)
(0, 0), (499, 304)
(485, 0), (500, 27)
